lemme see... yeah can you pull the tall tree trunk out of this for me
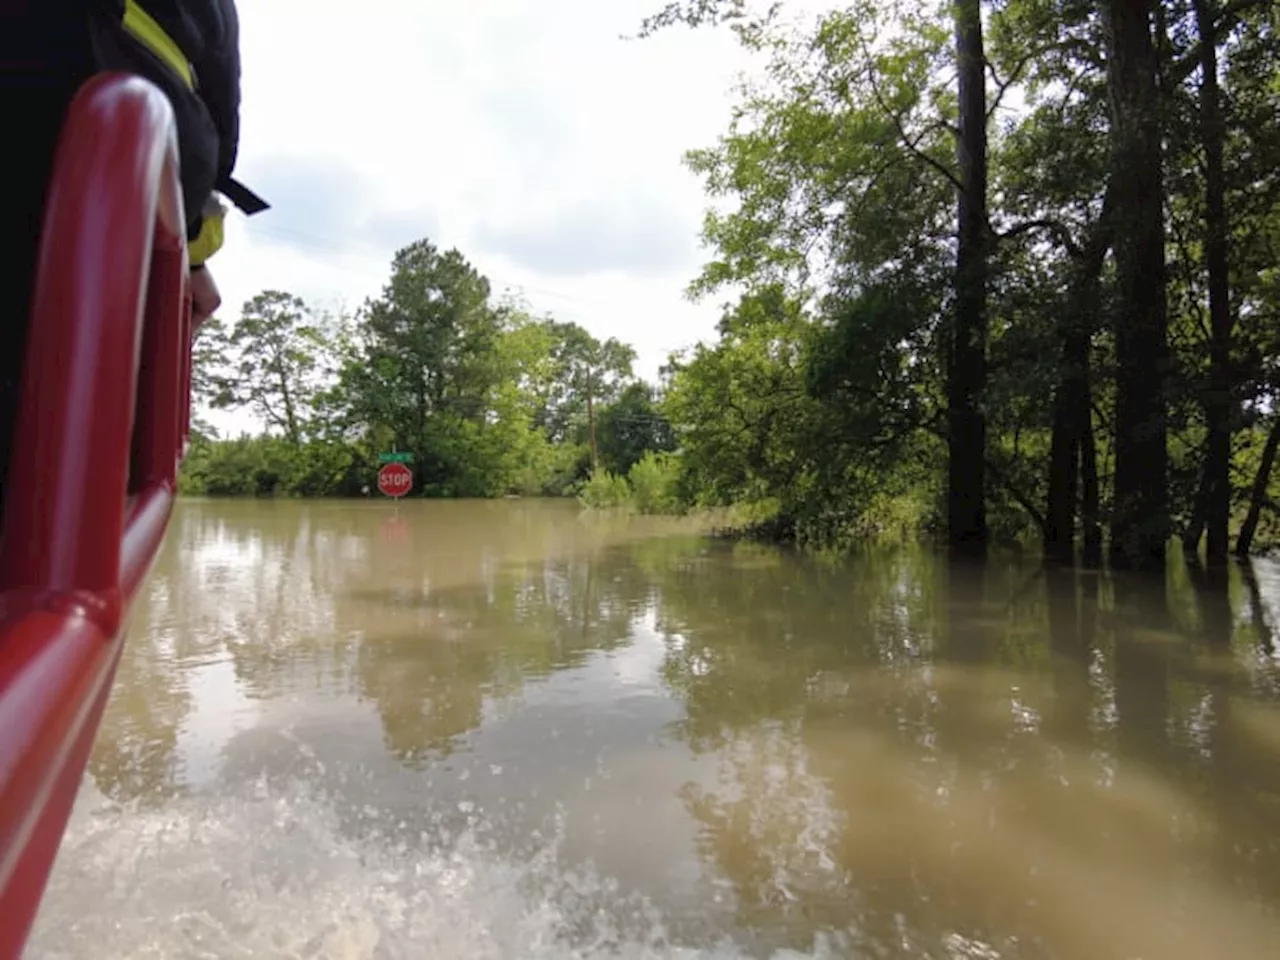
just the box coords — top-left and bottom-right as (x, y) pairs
(1080, 401), (1103, 565)
(278, 367), (300, 446)
(1194, 0), (1235, 566)
(1045, 334), (1089, 562)
(1044, 198), (1113, 563)
(948, 0), (989, 557)
(1106, 0), (1170, 571)
(1235, 413), (1280, 557)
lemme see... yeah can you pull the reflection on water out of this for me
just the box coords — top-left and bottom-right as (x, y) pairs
(27, 500), (1280, 959)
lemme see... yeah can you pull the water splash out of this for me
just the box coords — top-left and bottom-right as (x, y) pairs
(27, 778), (844, 960)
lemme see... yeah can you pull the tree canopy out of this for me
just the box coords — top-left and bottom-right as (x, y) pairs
(637, 0), (1280, 563)
(185, 240), (673, 503)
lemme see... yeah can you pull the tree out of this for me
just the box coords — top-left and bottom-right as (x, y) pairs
(987, 0), (1114, 563)
(347, 239), (503, 494)
(1105, 0), (1170, 570)
(949, 0), (991, 556)
(662, 293), (823, 521)
(190, 314), (227, 424)
(640, 0), (1025, 552)
(597, 381), (677, 475)
(555, 327), (636, 470)
(1189, 0), (1235, 565)
(204, 290), (328, 445)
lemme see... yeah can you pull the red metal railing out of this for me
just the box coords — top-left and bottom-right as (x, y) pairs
(0, 72), (191, 958)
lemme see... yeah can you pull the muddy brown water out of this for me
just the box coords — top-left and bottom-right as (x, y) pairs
(25, 498), (1280, 958)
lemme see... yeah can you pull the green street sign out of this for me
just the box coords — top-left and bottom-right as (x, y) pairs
(378, 452), (413, 464)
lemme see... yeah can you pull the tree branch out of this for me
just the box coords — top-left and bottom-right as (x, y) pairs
(858, 39), (964, 193)
(1165, 0), (1271, 87)
(994, 218), (1082, 257)
(995, 182), (1116, 264)
(985, 44), (1060, 122)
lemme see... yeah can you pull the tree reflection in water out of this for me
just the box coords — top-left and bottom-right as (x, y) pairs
(652, 541), (1280, 959)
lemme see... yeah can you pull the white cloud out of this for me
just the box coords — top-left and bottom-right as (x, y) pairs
(205, 0), (782, 438)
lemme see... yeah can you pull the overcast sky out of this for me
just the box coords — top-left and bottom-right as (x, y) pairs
(208, 0), (807, 429)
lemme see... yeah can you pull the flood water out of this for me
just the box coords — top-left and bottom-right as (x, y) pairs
(25, 498), (1280, 959)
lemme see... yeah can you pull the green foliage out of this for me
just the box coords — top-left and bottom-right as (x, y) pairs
(629, 452), (682, 515)
(181, 434), (304, 497)
(597, 382), (676, 475)
(199, 291), (330, 445)
(573, 454), (682, 515)
(185, 241), (677, 507)
(640, 0), (1280, 557)
(576, 469), (634, 510)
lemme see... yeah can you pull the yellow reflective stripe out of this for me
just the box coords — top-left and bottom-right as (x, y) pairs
(122, 0), (194, 90)
(187, 209), (225, 267)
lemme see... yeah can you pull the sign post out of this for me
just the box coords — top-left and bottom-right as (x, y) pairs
(377, 453), (413, 499)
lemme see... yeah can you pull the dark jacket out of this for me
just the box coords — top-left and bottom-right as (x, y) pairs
(138, 1), (241, 190)
(0, 0), (261, 496)
(88, 0), (265, 243)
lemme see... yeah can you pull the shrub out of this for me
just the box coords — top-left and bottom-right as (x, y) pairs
(628, 452), (681, 515)
(576, 468), (633, 509)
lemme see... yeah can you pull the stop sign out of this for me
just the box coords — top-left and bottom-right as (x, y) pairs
(377, 461), (413, 498)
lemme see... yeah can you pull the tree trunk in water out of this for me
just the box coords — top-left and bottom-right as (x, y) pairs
(1080, 401), (1102, 565)
(1044, 401), (1079, 563)
(1183, 453), (1209, 553)
(1194, 0), (1234, 566)
(948, 0), (989, 557)
(1045, 325), (1090, 562)
(1235, 414), (1280, 557)
(1106, 0), (1170, 571)
(1044, 193), (1112, 564)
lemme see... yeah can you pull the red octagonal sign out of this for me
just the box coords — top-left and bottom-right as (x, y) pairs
(377, 461), (413, 498)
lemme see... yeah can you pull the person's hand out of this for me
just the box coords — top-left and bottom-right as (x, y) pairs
(190, 265), (221, 322)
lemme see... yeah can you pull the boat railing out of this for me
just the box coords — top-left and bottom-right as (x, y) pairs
(0, 72), (192, 959)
